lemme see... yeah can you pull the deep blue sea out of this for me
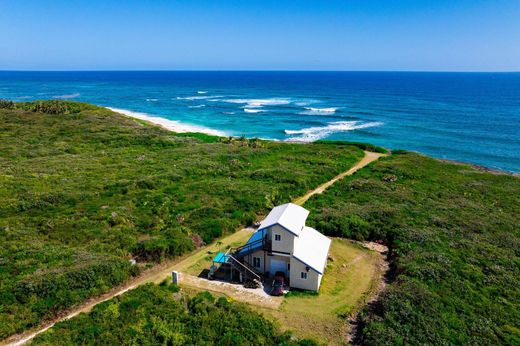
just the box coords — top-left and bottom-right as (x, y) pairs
(1, 71), (519, 173)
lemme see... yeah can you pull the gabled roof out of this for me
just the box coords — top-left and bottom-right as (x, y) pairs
(258, 203), (309, 236)
(293, 226), (331, 274)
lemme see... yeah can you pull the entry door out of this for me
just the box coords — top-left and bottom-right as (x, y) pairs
(270, 258), (288, 276)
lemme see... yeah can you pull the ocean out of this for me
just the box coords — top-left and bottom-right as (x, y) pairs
(1, 71), (519, 173)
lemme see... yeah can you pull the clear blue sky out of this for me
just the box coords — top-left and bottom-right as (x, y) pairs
(1, 0), (519, 71)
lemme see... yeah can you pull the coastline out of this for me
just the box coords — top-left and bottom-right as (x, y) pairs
(106, 106), (519, 177)
(106, 107), (226, 137)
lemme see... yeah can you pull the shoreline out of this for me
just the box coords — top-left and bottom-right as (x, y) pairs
(106, 106), (519, 177)
(106, 107), (226, 137)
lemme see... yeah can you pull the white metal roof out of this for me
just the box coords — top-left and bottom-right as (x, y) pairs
(293, 226), (331, 274)
(258, 203), (309, 236)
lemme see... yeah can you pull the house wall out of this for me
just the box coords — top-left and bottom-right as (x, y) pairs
(289, 257), (322, 291)
(268, 224), (295, 254)
(247, 249), (266, 273)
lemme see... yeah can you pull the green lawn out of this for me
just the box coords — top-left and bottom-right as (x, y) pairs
(260, 239), (383, 345)
(0, 101), (364, 338)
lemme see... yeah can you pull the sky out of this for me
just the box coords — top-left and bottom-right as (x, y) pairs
(0, 0), (519, 71)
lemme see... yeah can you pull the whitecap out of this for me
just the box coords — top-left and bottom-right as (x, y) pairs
(197, 91), (207, 94)
(223, 98), (291, 108)
(52, 92), (80, 99)
(244, 108), (267, 113)
(222, 111), (235, 115)
(106, 107), (226, 136)
(284, 121), (383, 142)
(188, 104), (206, 108)
(146, 98), (158, 102)
(305, 107), (338, 113)
(176, 96), (209, 100)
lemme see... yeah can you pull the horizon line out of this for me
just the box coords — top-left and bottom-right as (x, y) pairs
(0, 69), (519, 74)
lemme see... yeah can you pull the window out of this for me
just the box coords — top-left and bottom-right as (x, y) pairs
(274, 234), (281, 241)
(301, 272), (307, 280)
(253, 257), (261, 268)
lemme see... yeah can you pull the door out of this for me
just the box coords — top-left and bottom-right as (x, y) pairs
(270, 258), (288, 276)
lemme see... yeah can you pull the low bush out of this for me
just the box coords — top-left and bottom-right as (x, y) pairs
(32, 284), (317, 345)
(0, 99), (15, 109)
(306, 151), (520, 344)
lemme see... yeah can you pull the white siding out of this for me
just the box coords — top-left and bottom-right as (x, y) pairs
(246, 250), (266, 273)
(289, 257), (323, 291)
(269, 225), (295, 254)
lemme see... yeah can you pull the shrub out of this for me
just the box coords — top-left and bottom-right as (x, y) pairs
(0, 99), (15, 109)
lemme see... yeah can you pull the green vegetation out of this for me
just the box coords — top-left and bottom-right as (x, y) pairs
(32, 282), (315, 345)
(0, 101), (363, 338)
(260, 238), (383, 345)
(305, 152), (520, 345)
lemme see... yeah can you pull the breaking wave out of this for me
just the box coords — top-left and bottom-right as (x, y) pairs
(197, 91), (207, 94)
(146, 98), (158, 102)
(284, 121), (383, 142)
(176, 95), (212, 100)
(244, 108), (267, 113)
(223, 98), (291, 108)
(188, 104), (205, 108)
(300, 107), (338, 115)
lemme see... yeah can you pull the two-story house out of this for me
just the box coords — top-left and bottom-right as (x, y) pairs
(235, 203), (331, 291)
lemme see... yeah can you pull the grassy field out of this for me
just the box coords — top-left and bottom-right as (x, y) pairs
(304, 151), (520, 345)
(0, 101), (364, 339)
(173, 228), (254, 277)
(263, 239), (383, 345)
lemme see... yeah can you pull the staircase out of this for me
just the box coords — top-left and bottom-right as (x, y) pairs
(226, 253), (262, 286)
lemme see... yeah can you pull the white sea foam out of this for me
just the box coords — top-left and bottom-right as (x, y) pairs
(304, 107), (338, 113)
(52, 92), (80, 99)
(146, 98), (158, 102)
(244, 108), (267, 113)
(197, 91), (207, 94)
(176, 96), (212, 100)
(284, 121), (383, 142)
(106, 107), (226, 136)
(188, 104), (206, 108)
(222, 111), (235, 115)
(223, 98), (291, 108)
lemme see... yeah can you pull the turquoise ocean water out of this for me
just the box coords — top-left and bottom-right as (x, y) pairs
(1, 71), (519, 172)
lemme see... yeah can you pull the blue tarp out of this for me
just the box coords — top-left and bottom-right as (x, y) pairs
(213, 252), (229, 263)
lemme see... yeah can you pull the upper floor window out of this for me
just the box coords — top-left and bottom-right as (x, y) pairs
(253, 257), (261, 268)
(274, 234), (281, 241)
(301, 272), (308, 279)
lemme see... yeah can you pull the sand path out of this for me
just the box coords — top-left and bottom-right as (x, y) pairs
(293, 151), (387, 205)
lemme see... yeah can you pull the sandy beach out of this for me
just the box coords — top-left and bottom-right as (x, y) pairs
(106, 107), (226, 137)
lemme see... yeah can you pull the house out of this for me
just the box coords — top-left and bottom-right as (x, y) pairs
(233, 203), (331, 291)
